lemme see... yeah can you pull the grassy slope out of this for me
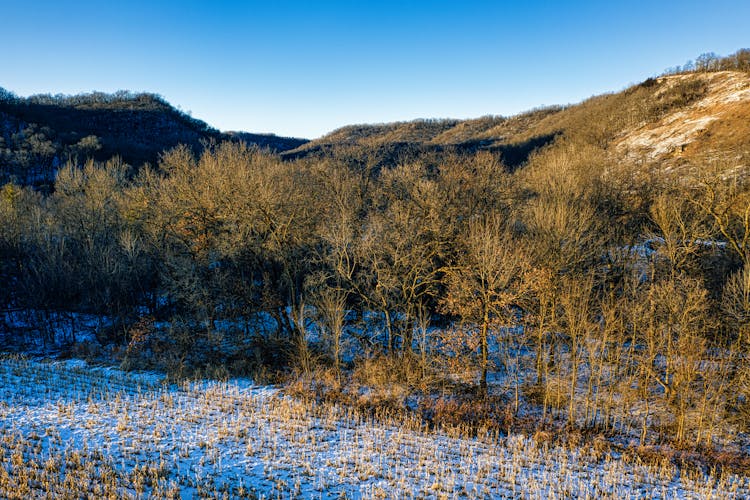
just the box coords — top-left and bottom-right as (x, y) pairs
(286, 71), (750, 174)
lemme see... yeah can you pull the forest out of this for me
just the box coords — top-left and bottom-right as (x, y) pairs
(0, 88), (306, 188)
(2, 50), (750, 469)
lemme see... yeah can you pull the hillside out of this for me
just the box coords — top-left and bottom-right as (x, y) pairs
(282, 110), (561, 169)
(4, 70), (748, 187)
(285, 70), (750, 173)
(0, 89), (307, 185)
(616, 71), (750, 164)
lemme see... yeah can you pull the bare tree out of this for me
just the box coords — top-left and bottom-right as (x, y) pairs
(442, 213), (526, 394)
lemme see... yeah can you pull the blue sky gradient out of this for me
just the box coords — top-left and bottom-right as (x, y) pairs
(2, 1), (749, 138)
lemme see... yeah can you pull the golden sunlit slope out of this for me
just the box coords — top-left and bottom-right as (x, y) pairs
(615, 71), (750, 165)
(286, 71), (750, 173)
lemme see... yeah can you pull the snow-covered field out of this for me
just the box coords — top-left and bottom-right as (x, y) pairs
(0, 357), (748, 499)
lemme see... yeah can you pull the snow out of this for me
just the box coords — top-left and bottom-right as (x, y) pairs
(616, 71), (750, 161)
(625, 114), (717, 159)
(1, 357), (747, 498)
(1, 309), (104, 351)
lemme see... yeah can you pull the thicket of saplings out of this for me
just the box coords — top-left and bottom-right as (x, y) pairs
(1, 133), (749, 463)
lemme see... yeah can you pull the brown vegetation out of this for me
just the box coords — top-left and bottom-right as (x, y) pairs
(3, 53), (750, 464)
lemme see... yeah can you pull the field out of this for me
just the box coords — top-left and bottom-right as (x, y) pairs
(1, 356), (748, 499)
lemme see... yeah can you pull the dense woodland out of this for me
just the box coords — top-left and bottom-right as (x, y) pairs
(0, 88), (307, 187)
(2, 51), (750, 458)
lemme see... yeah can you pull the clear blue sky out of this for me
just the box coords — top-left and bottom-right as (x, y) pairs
(2, 1), (749, 138)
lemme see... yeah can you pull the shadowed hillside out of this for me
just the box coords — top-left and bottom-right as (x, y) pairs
(0, 89), (307, 185)
(282, 109), (562, 170)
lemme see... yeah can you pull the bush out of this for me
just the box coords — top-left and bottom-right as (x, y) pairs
(419, 395), (510, 436)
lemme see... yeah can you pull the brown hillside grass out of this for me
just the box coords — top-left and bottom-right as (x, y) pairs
(291, 71), (750, 178)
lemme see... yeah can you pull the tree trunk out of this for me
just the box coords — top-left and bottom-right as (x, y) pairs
(480, 309), (489, 396)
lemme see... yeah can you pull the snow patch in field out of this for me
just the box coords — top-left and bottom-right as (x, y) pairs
(1, 357), (748, 498)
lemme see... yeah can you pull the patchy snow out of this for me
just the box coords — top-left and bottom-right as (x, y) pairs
(624, 114), (717, 158)
(0, 309), (104, 352)
(0, 357), (747, 498)
(704, 72), (750, 105)
(617, 71), (750, 161)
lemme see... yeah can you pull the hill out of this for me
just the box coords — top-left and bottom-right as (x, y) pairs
(4, 65), (748, 187)
(0, 88), (307, 185)
(284, 70), (750, 174)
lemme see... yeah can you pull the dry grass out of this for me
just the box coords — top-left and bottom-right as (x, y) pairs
(2, 356), (749, 498)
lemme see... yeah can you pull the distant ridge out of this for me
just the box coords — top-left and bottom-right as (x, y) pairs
(3, 53), (750, 186)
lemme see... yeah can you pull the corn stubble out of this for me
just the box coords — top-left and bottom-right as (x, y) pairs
(0, 357), (747, 499)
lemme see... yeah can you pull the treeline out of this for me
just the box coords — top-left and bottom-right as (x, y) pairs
(1, 131), (749, 449)
(664, 48), (750, 75)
